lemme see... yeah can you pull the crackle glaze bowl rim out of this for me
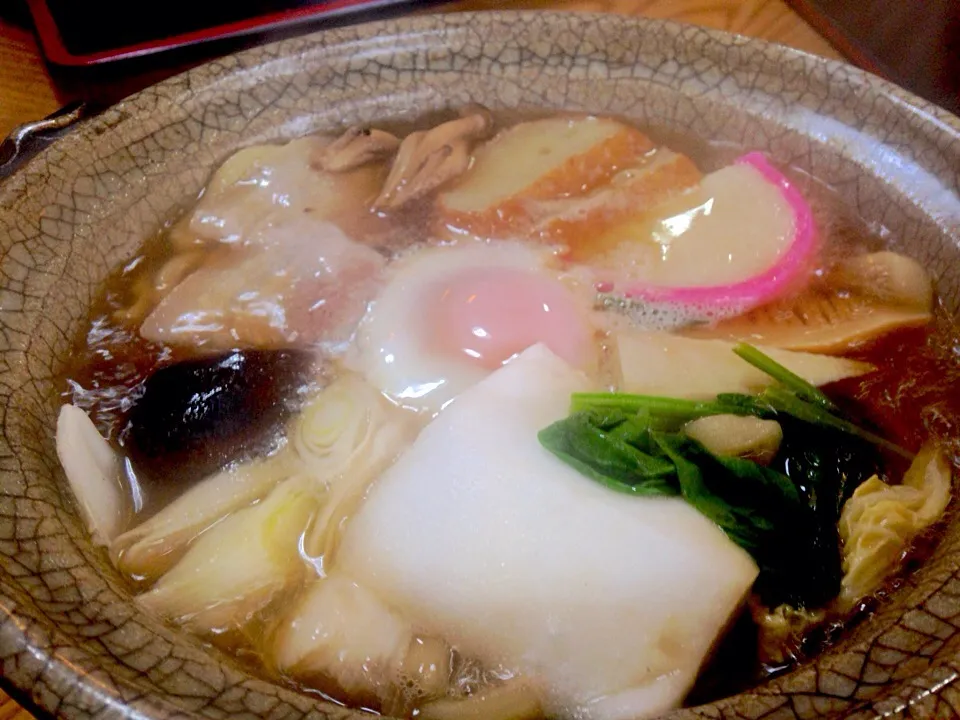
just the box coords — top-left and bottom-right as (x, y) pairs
(1, 9), (960, 720)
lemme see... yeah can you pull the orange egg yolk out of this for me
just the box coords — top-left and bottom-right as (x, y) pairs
(423, 266), (594, 370)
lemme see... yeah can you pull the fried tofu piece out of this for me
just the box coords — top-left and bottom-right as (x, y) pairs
(437, 117), (705, 265)
(438, 116), (656, 239)
(532, 149), (702, 256)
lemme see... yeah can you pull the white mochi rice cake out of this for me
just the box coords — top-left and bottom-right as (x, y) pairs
(338, 343), (759, 720)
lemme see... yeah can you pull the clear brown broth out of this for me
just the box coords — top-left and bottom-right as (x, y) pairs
(56, 110), (960, 713)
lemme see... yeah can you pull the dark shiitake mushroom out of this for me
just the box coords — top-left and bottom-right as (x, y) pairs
(124, 349), (317, 498)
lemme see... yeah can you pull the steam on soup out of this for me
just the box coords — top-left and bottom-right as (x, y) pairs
(55, 107), (960, 720)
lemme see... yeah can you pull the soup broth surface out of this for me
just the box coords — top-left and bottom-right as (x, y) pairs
(57, 109), (960, 719)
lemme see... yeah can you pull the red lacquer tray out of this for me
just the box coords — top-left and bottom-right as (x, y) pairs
(27, 0), (431, 66)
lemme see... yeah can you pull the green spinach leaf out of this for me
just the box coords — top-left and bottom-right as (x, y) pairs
(651, 433), (800, 552)
(541, 343), (895, 609)
(733, 342), (839, 412)
(538, 410), (678, 496)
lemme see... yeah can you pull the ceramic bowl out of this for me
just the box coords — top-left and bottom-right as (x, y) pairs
(0, 11), (959, 720)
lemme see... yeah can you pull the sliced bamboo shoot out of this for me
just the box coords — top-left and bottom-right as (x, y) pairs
(616, 330), (873, 399)
(830, 251), (933, 309)
(681, 286), (931, 353)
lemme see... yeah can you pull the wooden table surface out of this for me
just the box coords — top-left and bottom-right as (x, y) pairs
(0, 1), (837, 717)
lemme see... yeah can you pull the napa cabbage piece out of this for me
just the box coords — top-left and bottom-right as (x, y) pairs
(418, 681), (543, 720)
(273, 574), (413, 703)
(752, 603), (825, 665)
(112, 451), (297, 580)
(113, 373), (411, 581)
(137, 475), (318, 633)
(273, 573), (452, 715)
(295, 374), (418, 564)
(839, 444), (952, 606)
(56, 405), (127, 546)
(337, 344), (758, 720)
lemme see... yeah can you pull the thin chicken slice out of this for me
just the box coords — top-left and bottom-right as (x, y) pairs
(141, 216), (384, 351)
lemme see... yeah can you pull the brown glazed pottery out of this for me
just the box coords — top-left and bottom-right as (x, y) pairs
(0, 11), (959, 720)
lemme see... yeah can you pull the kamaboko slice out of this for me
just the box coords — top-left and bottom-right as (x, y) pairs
(593, 152), (817, 319)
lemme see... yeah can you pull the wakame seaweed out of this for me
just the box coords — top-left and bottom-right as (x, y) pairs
(539, 345), (889, 608)
(761, 418), (880, 606)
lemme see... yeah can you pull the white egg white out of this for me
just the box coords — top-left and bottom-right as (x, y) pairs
(352, 240), (594, 414)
